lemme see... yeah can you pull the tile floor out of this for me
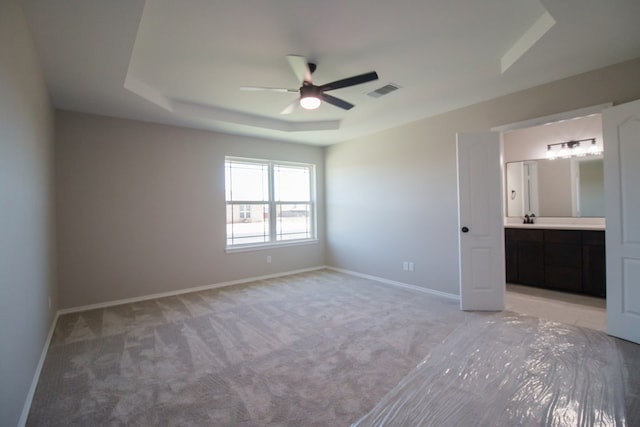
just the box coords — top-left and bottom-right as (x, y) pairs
(505, 283), (607, 332)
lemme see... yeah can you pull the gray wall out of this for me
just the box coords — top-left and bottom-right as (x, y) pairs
(55, 112), (325, 309)
(325, 58), (640, 296)
(0, 1), (56, 425)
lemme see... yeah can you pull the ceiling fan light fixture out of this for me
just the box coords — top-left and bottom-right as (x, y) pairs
(243, 55), (379, 113)
(300, 96), (321, 110)
(299, 85), (321, 110)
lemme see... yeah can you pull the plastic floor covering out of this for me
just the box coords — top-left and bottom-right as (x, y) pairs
(352, 313), (626, 427)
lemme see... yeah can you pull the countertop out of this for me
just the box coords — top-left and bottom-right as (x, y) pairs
(504, 223), (605, 231)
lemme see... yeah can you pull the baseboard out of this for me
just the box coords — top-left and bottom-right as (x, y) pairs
(58, 266), (327, 315)
(18, 311), (60, 427)
(326, 266), (460, 301)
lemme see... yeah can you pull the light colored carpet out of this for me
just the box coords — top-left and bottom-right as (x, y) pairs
(27, 269), (638, 426)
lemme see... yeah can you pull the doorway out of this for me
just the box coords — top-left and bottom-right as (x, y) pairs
(493, 104), (610, 331)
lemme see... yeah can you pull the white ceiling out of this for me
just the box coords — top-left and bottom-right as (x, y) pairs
(22, 0), (640, 145)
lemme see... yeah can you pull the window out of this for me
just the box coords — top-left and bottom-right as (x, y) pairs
(225, 157), (315, 248)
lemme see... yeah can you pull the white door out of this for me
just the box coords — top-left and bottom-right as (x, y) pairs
(603, 99), (640, 344)
(457, 132), (505, 311)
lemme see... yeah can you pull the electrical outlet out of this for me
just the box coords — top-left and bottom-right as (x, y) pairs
(409, 262), (415, 272)
(267, 255), (272, 264)
(403, 261), (409, 271)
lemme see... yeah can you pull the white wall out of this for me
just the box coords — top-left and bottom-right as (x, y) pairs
(502, 115), (603, 218)
(55, 111), (325, 309)
(0, 1), (56, 425)
(325, 58), (640, 296)
(502, 114), (603, 163)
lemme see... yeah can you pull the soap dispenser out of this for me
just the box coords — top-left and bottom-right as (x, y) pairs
(523, 214), (530, 224)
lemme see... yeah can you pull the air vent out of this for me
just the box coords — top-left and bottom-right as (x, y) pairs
(367, 83), (401, 98)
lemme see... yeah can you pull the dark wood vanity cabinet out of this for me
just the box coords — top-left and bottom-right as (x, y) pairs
(505, 228), (606, 297)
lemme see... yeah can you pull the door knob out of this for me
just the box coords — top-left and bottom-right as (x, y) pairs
(461, 226), (469, 233)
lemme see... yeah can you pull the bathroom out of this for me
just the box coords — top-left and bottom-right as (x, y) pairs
(501, 111), (606, 330)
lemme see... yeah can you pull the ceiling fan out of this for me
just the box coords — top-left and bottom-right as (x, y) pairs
(241, 55), (379, 114)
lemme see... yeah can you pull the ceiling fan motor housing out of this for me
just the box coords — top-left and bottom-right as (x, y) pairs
(300, 84), (321, 97)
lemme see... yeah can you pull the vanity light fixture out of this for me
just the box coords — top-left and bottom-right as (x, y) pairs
(545, 138), (599, 160)
(587, 139), (603, 156)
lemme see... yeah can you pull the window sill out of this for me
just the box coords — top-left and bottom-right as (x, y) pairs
(225, 239), (319, 254)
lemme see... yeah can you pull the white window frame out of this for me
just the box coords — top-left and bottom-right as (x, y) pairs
(225, 156), (317, 251)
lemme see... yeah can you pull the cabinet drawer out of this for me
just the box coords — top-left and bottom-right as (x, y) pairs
(506, 228), (544, 242)
(544, 229), (581, 244)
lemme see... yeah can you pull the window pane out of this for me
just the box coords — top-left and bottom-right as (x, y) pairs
(274, 164), (310, 202)
(226, 161), (268, 202)
(276, 203), (311, 241)
(226, 204), (269, 245)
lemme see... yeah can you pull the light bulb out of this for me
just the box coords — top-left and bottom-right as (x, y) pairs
(572, 142), (585, 157)
(558, 143), (569, 158)
(300, 96), (321, 110)
(588, 140), (602, 156)
(546, 146), (556, 160)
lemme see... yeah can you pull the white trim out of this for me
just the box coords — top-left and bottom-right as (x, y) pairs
(225, 157), (317, 249)
(326, 267), (460, 301)
(18, 312), (60, 427)
(57, 266), (326, 315)
(491, 103), (612, 133)
(225, 239), (319, 254)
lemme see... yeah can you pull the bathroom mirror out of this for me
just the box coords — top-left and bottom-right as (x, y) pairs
(505, 156), (604, 218)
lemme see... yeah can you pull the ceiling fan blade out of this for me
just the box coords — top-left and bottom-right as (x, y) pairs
(319, 71), (379, 92)
(240, 86), (298, 93)
(320, 93), (354, 110)
(280, 98), (300, 115)
(286, 55), (312, 83)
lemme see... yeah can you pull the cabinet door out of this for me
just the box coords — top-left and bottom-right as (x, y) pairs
(505, 231), (518, 283)
(583, 231), (606, 297)
(517, 240), (545, 286)
(544, 230), (582, 292)
(505, 228), (544, 286)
